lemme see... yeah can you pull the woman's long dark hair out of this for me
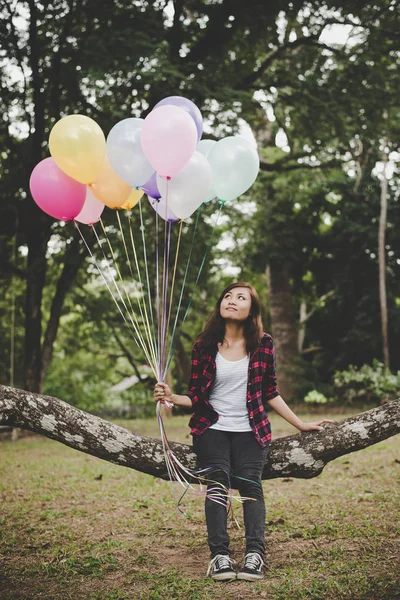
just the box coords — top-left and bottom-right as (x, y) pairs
(197, 282), (263, 354)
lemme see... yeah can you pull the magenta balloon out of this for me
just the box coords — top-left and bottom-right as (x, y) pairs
(30, 158), (86, 220)
(141, 172), (160, 199)
(75, 186), (105, 225)
(140, 105), (198, 177)
(154, 96), (203, 141)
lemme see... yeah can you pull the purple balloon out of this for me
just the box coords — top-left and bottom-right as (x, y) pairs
(154, 96), (203, 141)
(141, 172), (160, 199)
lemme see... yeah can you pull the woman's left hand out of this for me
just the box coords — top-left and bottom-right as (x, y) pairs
(298, 419), (334, 432)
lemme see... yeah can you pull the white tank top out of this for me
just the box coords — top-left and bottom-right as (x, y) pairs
(209, 352), (251, 432)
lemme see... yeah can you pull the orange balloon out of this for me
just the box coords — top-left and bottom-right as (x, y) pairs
(90, 158), (131, 208)
(120, 188), (143, 210)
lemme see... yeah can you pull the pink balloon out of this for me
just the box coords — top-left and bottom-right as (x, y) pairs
(30, 158), (86, 220)
(140, 105), (198, 177)
(75, 186), (105, 225)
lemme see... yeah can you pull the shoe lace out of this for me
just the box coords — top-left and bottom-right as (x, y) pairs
(245, 552), (264, 570)
(207, 554), (234, 576)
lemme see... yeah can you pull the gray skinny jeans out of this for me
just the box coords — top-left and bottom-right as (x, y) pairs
(193, 428), (269, 558)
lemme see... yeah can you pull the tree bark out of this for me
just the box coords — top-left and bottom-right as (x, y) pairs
(379, 135), (390, 370)
(1, 385), (398, 481)
(266, 263), (299, 401)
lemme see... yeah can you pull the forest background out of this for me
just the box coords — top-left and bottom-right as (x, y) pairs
(0, 0), (399, 417)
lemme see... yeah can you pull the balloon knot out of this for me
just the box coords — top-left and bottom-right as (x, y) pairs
(166, 176), (171, 181)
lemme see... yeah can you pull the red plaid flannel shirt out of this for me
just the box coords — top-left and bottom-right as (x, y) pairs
(187, 332), (280, 448)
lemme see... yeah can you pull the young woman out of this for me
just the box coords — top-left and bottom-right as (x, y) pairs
(154, 282), (332, 581)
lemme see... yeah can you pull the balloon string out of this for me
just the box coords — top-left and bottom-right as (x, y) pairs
(181, 200), (225, 324)
(128, 208), (158, 373)
(138, 199), (159, 378)
(162, 206), (201, 380)
(115, 210), (158, 370)
(161, 220), (172, 376)
(164, 219), (183, 369)
(156, 402), (256, 521)
(93, 220), (158, 378)
(95, 219), (153, 367)
(164, 201), (225, 378)
(127, 209), (157, 359)
(74, 221), (153, 371)
(155, 211), (161, 378)
(159, 180), (169, 378)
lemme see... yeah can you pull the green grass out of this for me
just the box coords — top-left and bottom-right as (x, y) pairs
(0, 411), (399, 599)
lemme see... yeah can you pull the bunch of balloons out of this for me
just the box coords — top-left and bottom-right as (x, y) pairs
(30, 96), (260, 224)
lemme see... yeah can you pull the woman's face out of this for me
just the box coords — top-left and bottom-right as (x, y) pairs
(219, 287), (252, 322)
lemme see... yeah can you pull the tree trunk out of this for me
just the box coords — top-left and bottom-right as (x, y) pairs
(24, 227), (50, 393)
(1, 385), (398, 481)
(173, 334), (191, 387)
(23, 0), (49, 393)
(266, 263), (299, 401)
(41, 232), (87, 384)
(298, 300), (307, 353)
(379, 137), (390, 370)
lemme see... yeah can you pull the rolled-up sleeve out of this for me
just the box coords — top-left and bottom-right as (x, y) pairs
(186, 342), (202, 407)
(263, 337), (280, 401)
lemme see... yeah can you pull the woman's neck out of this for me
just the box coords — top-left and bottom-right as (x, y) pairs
(223, 323), (245, 343)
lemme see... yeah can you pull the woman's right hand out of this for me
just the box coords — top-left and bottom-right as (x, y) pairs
(154, 382), (173, 404)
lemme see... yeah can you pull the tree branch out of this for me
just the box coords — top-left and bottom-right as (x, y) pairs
(235, 36), (341, 91)
(111, 328), (146, 384)
(1, 385), (398, 481)
(299, 290), (336, 325)
(260, 158), (342, 172)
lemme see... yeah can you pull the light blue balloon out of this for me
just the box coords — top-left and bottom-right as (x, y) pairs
(207, 136), (259, 202)
(107, 118), (155, 188)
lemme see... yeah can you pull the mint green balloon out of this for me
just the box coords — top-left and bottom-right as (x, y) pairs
(208, 136), (259, 202)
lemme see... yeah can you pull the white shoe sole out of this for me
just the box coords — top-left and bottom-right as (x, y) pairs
(237, 572), (264, 581)
(211, 572), (237, 581)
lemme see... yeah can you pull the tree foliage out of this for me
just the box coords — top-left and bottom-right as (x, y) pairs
(0, 0), (399, 403)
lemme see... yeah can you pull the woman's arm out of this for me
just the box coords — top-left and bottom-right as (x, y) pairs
(267, 395), (333, 431)
(154, 383), (193, 408)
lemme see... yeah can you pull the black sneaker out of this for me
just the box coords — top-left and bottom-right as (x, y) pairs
(237, 552), (264, 581)
(206, 554), (236, 581)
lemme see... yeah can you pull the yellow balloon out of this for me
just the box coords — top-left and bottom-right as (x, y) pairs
(90, 157), (131, 209)
(120, 188), (143, 210)
(49, 115), (106, 184)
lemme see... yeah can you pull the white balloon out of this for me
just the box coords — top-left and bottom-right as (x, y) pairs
(197, 140), (217, 202)
(106, 118), (154, 188)
(197, 139), (216, 158)
(147, 196), (178, 222)
(157, 151), (212, 219)
(208, 136), (259, 202)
